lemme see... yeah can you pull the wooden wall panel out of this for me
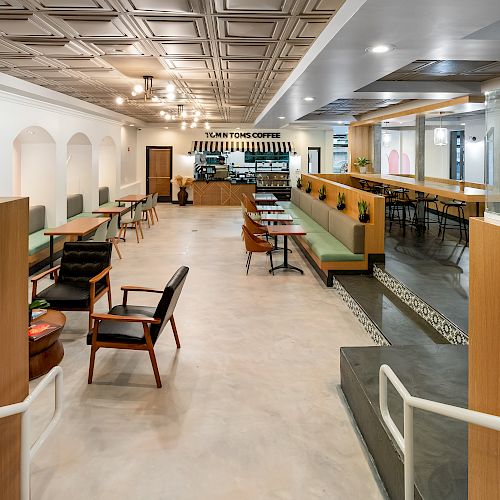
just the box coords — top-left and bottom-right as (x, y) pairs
(348, 125), (373, 172)
(469, 217), (500, 499)
(0, 197), (29, 500)
(193, 182), (255, 206)
(300, 174), (385, 255)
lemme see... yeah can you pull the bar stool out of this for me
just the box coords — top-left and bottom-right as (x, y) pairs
(439, 200), (468, 244)
(410, 195), (441, 230)
(389, 190), (415, 233)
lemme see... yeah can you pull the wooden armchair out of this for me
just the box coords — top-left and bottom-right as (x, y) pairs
(32, 242), (112, 330)
(242, 225), (274, 275)
(87, 266), (189, 388)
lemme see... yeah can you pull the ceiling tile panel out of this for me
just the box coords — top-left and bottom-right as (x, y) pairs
(0, 0), (344, 122)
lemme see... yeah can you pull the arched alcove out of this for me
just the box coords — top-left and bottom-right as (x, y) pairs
(99, 136), (118, 201)
(67, 132), (92, 212)
(13, 126), (56, 225)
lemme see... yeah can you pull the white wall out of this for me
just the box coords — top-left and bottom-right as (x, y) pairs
(136, 126), (329, 200)
(425, 129), (450, 179)
(464, 118), (485, 183)
(0, 76), (140, 226)
(99, 137), (119, 202)
(121, 126), (138, 186)
(67, 134), (93, 212)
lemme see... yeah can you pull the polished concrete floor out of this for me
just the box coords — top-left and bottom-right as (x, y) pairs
(29, 204), (386, 500)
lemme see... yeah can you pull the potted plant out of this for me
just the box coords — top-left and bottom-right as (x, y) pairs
(296, 177), (302, 189)
(358, 200), (370, 223)
(29, 299), (50, 325)
(174, 175), (194, 206)
(305, 181), (312, 194)
(354, 157), (371, 174)
(318, 185), (327, 201)
(337, 192), (346, 211)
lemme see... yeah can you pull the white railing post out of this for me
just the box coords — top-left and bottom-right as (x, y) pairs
(379, 364), (500, 500)
(403, 402), (414, 500)
(0, 366), (63, 500)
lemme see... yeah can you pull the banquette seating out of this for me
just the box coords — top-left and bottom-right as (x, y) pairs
(98, 186), (119, 208)
(278, 187), (376, 286)
(28, 205), (64, 268)
(67, 194), (92, 221)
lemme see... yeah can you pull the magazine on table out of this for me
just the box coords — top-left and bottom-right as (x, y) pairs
(28, 321), (59, 340)
(31, 309), (47, 321)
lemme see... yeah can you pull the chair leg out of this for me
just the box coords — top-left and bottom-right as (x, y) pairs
(153, 207), (159, 222)
(88, 312), (93, 332)
(269, 251), (274, 275)
(113, 240), (122, 259)
(147, 347), (162, 388)
(170, 315), (181, 348)
(246, 252), (252, 275)
(107, 287), (112, 310)
(138, 221), (144, 239)
(88, 346), (97, 384)
(144, 211), (151, 228)
(149, 209), (155, 225)
(134, 223), (140, 243)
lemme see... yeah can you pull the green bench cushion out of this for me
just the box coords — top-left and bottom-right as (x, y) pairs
(68, 212), (93, 221)
(281, 205), (325, 233)
(303, 233), (364, 262)
(29, 230), (63, 256)
(100, 201), (119, 208)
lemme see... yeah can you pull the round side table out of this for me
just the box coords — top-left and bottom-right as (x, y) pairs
(29, 310), (66, 380)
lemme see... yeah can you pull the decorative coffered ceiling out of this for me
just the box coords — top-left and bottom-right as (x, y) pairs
(0, 0), (344, 123)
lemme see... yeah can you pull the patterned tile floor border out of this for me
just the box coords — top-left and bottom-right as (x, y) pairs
(373, 264), (468, 345)
(331, 276), (390, 347)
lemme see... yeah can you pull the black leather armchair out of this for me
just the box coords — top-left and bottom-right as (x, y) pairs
(31, 242), (112, 330)
(87, 266), (189, 388)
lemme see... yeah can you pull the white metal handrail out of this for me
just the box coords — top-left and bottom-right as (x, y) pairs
(379, 364), (500, 500)
(0, 366), (63, 500)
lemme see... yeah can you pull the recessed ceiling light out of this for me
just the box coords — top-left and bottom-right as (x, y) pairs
(278, 116), (285, 119)
(304, 97), (315, 101)
(115, 96), (124, 105)
(367, 44), (394, 54)
(461, 122), (466, 126)
(159, 110), (165, 116)
(166, 92), (175, 101)
(166, 83), (175, 93)
(133, 84), (143, 93)
(128, 124), (134, 127)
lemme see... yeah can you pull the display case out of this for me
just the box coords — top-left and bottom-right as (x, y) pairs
(252, 153), (291, 200)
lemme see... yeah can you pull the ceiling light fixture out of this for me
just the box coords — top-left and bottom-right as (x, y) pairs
(160, 110), (165, 116)
(115, 96), (124, 105)
(190, 122), (196, 128)
(304, 97), (315, 101)
(205, 122), (210, 130)
(166, 83), (175, 93)
(131, 91), (137, 97)
(164, 114), (171, 121)
(367, 44), (394, 54)
(278, 116), (285, 120)
(133, 84), (143, 94)
(195, 110), (201, 117)
(166, 92), (176, 101)
(434, 113), (449, 146)
(193, 117), (199, 123)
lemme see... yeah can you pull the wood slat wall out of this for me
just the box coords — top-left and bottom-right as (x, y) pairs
(0, 198), (29, 500)
(348, 125), (373, 172)
(469, 217), (500, 499)
(300, 174), (385, 255)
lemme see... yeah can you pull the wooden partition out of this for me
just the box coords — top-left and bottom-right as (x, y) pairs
(348, 125), (373, 172)
(469, 217), (500, 499)
(301, 174), (385, 256)
(0, 198), (29, 500)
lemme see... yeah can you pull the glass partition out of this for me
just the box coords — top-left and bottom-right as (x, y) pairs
(485, 90), (500, 219)
(381, 122), (416, 175)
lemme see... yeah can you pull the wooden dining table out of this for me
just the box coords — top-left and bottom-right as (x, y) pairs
(350, 173), (487, 233)
(92, 205), (130, 217)
(253, 193), (278, 203)
(267, 224), (306, 274)
(45, 217), (110, 270)
(255, 205), (285, 213)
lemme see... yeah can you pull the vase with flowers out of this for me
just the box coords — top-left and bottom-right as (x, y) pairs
(174, 175), (194, 206)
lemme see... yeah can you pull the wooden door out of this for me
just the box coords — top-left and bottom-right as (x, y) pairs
(146, 146), (172, 202)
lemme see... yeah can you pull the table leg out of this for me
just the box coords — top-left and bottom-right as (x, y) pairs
(49, 235), (54, 279)
(415, 191), (426, 235)
(269, 236), (304, 274)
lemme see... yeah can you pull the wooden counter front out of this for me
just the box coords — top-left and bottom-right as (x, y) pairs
(193, 181), (255, 206)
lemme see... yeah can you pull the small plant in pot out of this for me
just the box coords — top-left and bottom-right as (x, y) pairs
(318, 184), (327, 201)
(296, 177), (303, 189)
(358, 200), (370, 223)
(354, 157), (371, 174)
(305, 181), (312, 194)
(29, 299), (50, 325)
(174, 175), (194, 206)
(337, 192), (346, 211)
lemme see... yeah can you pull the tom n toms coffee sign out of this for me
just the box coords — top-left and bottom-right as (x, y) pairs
(205, 131), (281, 139)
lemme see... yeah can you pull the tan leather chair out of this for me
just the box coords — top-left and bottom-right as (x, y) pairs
(241, 193), (261, 221)
(242, 225), (274, 275)
(244, 212), (268, 237)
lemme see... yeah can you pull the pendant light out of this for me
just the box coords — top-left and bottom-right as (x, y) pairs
(434, 113), (448, 146)
(382, 122), (391, 147)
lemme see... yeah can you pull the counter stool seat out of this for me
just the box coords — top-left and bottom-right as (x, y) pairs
(439, 200), (468, 244)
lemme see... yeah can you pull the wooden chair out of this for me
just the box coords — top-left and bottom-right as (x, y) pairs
(87, 266), (189, 388)
(106, 215), (122, 259)
(152, 193), (159, 222)
(241, 193), (261, 221)
(119, 201), (144, 243)
(244, 212), (268, 237)
(141, 194), (155, 227)
(31, 241), (112, 330)
(242, 225), (274, 275)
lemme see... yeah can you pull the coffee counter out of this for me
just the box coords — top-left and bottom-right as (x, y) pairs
(193, 181), (255, 206)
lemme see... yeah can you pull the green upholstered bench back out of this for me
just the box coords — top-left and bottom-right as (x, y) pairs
(328, 209), (365, 254)
(67, 194), (84, 219)
(29, 205), (46, 235)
